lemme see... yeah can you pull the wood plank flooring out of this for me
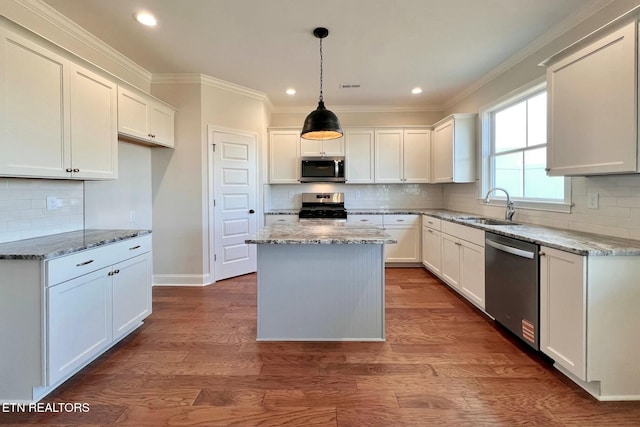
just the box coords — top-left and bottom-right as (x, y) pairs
(4, 268), (640, 426)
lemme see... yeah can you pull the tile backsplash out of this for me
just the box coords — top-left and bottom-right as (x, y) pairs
(0, 178), (83, 243)
(443, 175), (640, 240)
(267, 183), (444, 210)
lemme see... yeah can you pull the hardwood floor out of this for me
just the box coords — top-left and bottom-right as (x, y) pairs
(4, 268), (640, 426)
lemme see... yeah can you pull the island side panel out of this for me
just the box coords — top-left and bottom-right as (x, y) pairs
(256, 243), (385, 341)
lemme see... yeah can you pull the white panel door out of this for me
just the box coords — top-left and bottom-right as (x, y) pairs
(374, 129), (403, 183)
(213, 132), (257, 281)
(345, 130), (375, 183)
(403, 129), (431, 183)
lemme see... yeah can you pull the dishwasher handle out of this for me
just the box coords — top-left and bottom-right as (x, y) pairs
(486, 239), (535, 259)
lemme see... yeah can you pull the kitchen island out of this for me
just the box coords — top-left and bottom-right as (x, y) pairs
(245, 222), (396, 341)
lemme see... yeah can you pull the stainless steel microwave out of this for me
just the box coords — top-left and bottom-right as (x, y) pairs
(300, 157), (345, 182)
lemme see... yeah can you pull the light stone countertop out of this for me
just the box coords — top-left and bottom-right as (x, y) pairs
(245, 222), (397, 245)
(422, 209), (640, 256)
(0, 229), (152, 260)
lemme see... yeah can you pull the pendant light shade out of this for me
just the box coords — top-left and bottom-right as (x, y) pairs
(301, 27), (343, 140)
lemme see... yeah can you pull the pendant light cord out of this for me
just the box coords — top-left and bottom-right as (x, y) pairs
(319, 37), (324, 103)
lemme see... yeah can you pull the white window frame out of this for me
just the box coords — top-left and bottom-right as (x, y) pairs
(479, 77), (572, 214)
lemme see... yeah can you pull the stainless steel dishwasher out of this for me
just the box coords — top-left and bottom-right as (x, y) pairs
(485, 232), (540, 350)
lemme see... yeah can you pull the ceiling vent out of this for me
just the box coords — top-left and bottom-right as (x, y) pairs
(339, 84), (361, 89)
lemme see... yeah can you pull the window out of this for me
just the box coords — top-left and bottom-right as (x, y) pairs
(481, 80), (571, 212)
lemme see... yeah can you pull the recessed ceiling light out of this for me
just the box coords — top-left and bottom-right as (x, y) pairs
(133, 11), (157, 27)
(286, 88), (296, 95)
(411, 87), (423, 94)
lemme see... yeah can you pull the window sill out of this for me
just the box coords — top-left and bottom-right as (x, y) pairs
(482, 199), (573, 214)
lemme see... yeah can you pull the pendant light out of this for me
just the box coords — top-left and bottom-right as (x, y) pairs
(301, 27), (343, 140)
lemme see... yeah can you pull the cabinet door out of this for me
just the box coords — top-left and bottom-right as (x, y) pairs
(374, 130), (403, 183)
(0, 29), (69, 178)
(384, 226), (420, 263)
(432, 120), (454, 183)
(321, 137), (345, 156)
(345, 130), (375, 183)
(403, 129), (431, 183)
(117, 87), (150, 140)
(112, 253), (152, 341)
(47, 267), (112, 385)
(422, 226), (441, 275)
(547, 21), (637, 175)
(540, 247), (586, 380)
(269, 130), (301, 184)
(69, 65), (118, 179)
(149, 102), (175, 148)
(459, 242), (485, 309)
(300, 139), (323, 157)
(440, 234), (461, 289)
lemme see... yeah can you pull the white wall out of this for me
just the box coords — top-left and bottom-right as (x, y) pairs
(442, 0), (640, 240)
(84, 142), (152, 230)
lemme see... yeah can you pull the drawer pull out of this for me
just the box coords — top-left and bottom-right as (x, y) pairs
(360, 219), (368, 222)
(396, 219), (405, 222)
(76, 259), (94, 267)
(427, 229), (434, 234)
(129, 245), (142, 250)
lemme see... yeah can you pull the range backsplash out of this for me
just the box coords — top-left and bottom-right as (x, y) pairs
(266, 183), (443, 211)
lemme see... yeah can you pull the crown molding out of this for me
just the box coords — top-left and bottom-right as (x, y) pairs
(444, 0), (615, 110)
(15, 0), (152, 84)
(272, 104), (443, 114)
(152, 73), (274, 111)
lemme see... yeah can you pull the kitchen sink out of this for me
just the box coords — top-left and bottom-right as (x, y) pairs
(459, 217), (520, 226)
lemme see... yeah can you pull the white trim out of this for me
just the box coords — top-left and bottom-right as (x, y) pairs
(478, 78), (572, 213)
(153, 274), (214, 287)
(152, 73), (274, 111)
(14, 0), (152, 85)
(272, 104), (443, 114)
(444, 0), (614, 110)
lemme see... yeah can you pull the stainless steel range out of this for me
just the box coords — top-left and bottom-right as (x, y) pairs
(298, 192), (347, 222)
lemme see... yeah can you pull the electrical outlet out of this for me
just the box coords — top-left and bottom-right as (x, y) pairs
(46, 196), (58, 211)
(587, 192), (599, 209)
(129, 210), (136, 223)
(288, 191), (295, 199)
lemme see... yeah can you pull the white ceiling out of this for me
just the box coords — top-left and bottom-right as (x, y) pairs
(42, 0), (610, 110)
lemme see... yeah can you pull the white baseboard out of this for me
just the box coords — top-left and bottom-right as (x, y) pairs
(152, 273), (215, 287)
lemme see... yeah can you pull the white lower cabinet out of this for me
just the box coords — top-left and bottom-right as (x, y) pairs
(539, 245), (640, 400)
(421, 217), (442, 275)
(0, 234), (152, 403)
(539, 247), (585, 380)
(422, 216), (485, 309)
(383, 214), (420, 263)
(47, 267), (113, 385)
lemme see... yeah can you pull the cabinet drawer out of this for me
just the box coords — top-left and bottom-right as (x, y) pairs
(347, 214), (384, 225)
(265, 215), (299, 225)
(384, 214), (419, 227)
(422, 215), (441, 230)
(46, 235), (151, 286)
(441, 221), (484, 247)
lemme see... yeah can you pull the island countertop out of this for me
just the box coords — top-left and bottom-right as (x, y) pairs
(245, 222), (397, 245)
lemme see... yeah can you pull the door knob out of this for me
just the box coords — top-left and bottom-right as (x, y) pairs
(249, 209), (255, 214)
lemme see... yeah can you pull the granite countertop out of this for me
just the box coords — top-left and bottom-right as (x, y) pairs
(422, 209), (640, 256)
(245, 222), (397, 245)
(0, 229), (152, 260)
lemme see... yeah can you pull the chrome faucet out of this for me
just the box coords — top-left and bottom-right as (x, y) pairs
(484, 187), (515, 221)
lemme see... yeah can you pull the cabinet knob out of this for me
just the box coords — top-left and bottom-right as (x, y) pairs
(545, 168), (551, 172)
(114, 269), (120, 274)
(539, 251), (546, 257)
(249, 209), (255, 214)
(66, 168), (73, 173)
(108, 271), (113, 276)
(148, 133), (153, 138)
(73, 168), (80, 173)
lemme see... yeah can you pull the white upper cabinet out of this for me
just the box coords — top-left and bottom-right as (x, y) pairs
(545, 20), (638, 176)
(431, 114), (476, 183)
(269, 129), (301, 184)
(374, 129), (431, 183)
(300, 136), (344, 157)
(0, 26), (117, 180)
(345, 129), (375, 183)
(117, 86), (175, 148)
